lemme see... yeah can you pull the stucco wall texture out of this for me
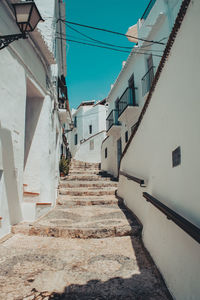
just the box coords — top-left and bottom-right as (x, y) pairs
(0, 0), (64, 238)
(118, 0), (200, 299)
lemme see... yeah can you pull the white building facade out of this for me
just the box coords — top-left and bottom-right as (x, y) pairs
(0, 0), (68, 238)
(118, 0), (200, 299)
(67, 100), (107, 163)
(101, 0), (182, 178)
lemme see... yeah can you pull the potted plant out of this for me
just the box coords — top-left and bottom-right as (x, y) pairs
(59, 156), (69, 177)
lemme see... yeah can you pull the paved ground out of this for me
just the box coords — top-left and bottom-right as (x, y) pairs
(0, 160), (172, 300)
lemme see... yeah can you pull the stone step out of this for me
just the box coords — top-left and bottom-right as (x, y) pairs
(69, 169), (100, 173)
(12, 223), (141, 239)
(70, 164), (100, 168)
(71, 159), (100, 167)
(57, 195), (119, 206)
(12, 205), (141, 239)
(59, 187), (117, 196)
(59, 181), (118, 188)
(68, 170), (100, 175)
(70, 165), (100, 170)
(63, 175), (117, 181)
(0, 234), (172, 300)
(70, 163), (100, 167)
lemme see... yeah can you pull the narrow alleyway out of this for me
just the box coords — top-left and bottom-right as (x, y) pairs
(0, 160), (172, 300)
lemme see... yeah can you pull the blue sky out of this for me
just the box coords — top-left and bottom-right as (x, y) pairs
(65, 0), (149, 109)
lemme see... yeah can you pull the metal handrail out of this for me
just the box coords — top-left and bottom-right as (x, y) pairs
(143, 192), (200, 244)
(80, 130), (106, 144)
(118, 87), (137, 117)
(118, 88), (130, 117)
(141, 66), (155, 96)
(119, 170), (146, 187)
(106, 109), (117, 121)
(141, 66), (155, 81)
(106, 109), (119, 131)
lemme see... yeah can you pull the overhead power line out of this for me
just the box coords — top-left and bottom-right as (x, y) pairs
(66, 24), (133, 50)
(57, 30), (164, 53)
(56, 37), (130, 54)
(56, 36), (163, 57)
(57, 19), (166, 45)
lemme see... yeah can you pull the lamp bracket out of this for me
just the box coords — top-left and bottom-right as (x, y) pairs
(0, 33), (27, 50)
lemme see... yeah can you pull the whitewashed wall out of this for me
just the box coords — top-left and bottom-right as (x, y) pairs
(101, 136), (119, 177)
(74, 131), (106, 163)
(102, 0), (182, 178)
(69, 104), (107, 163)
(118, 0), (200, 298)
(0, 0), (64, 237)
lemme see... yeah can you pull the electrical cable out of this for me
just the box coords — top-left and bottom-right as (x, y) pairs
(66, 24), (133, 49)
(56, 31), (164, 53)
(57, 19), (165, 45)
(56, 37), (130, 53)
(139, 37), (168, 48)
(56, 37), (163, 57)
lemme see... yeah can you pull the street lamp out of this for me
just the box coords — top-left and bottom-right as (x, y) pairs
(0, 1), (44, 50)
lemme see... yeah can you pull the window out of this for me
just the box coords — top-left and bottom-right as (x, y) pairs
(61, 144), (63, 156)
(142, 54), (154, 96)
(105, 148), (107, 158)
(128, 74), (136, 105)
(90, 139), (94, 150)
(89, 125), (92, 134)
(125, 131), (128, 143)
(117, 138), (122, 169)
(172, 146), (181, 167)
(74, 116), (77, 128)
(74, 134), (78, 145)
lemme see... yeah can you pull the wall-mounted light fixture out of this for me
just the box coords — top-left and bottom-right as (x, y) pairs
(0, 1), (44, 50)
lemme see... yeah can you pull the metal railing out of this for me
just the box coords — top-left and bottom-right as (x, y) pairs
(143, 192), (200, 244)
(141, 0), (156, 20)
(106, 109), (120, 131)
(118, 87), (137, 117)
(58, 101), (66, 109)
(142, 66), (154, 96)
(119, 170), (146, 187)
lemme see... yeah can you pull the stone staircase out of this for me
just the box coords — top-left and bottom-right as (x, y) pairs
(12, 159), (142, 239)
(1, 159), (172, 299)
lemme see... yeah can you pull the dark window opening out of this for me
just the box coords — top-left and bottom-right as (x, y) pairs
(74, 134), (78, 145)
(105, 148), (107, 158)
(89, 125), (92, 134)
(117, 138), (122, 169)
(128, 74), (136, 105)
(61, 144), (63, 156)
(172, 146), (181, 167)
(125, 131), (128, 143)
(74, 116), (77, 128)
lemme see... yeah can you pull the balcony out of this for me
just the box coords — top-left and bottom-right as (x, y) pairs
(58, 98), (67, 109)
(106, 109), (121, 137)
(58, 99), (69, 124)
(118, 87), (141, 123)
(141, 66), (154, 96)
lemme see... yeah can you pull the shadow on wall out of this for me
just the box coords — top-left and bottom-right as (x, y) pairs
(24, 97), (44, 168)
(0, 125), (22, 225)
